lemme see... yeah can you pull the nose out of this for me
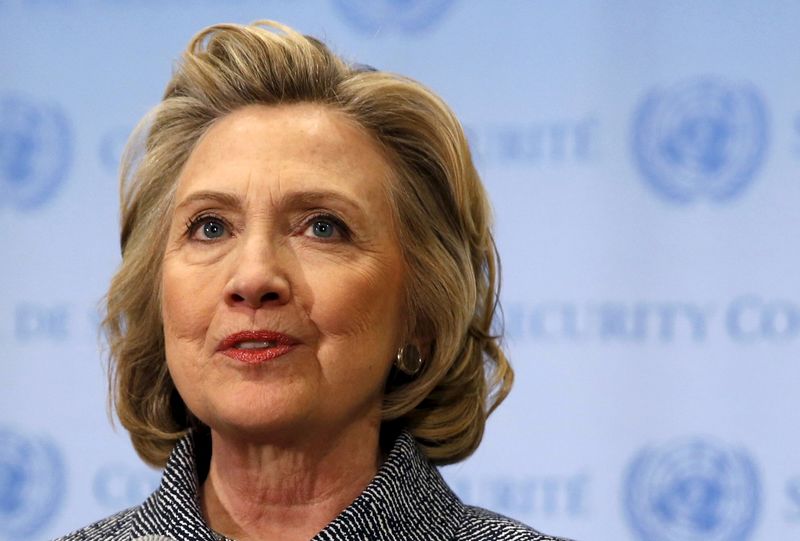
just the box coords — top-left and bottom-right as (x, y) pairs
(223, 239), (291, 310)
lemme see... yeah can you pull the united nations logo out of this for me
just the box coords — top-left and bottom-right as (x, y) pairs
(0, 428), (65, 540)
(631, 78), (768, 203)
(332, 0), (456, 34)
(0, 95), (72, 210)
(624, 438), (760, 541)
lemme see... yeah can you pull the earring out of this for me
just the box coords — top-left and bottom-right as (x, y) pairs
(395, 344), (423, 376)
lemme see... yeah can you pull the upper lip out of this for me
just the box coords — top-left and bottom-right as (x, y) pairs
(217, 330), (299, 350)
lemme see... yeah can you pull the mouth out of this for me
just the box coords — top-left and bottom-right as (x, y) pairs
(233, 340), (280, 349)
(217, 330), (298, 364)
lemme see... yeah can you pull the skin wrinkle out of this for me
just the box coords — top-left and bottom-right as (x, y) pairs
(170, 199), (388, 343)
(160, 103), (407, 540)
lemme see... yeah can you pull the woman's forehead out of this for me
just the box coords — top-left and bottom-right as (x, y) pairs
(173, 104), (395, 214)
(191, 103), (380, 162)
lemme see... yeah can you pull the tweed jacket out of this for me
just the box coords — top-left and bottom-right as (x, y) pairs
(55, 431), (569, 541)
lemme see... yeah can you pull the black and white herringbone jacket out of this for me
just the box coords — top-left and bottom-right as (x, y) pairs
(54, 431), (570, 541)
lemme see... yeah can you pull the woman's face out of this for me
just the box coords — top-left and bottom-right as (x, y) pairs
(161, 104), (406, 444)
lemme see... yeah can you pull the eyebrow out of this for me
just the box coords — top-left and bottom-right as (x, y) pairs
(174, 189), (366, 215)
(175, 190), (242, 212)
(284, 190), (365, 215)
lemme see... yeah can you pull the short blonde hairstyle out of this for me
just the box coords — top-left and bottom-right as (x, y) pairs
(105, 20), (512, 467)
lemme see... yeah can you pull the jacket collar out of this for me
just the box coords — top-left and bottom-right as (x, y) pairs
(129, 430), (463, 541)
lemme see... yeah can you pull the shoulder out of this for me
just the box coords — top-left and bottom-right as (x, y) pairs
(50, 506), (138, 541)
(457, 505), (574, 541)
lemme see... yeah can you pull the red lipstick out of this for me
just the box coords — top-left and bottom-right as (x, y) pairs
(217, 330), (297, 364)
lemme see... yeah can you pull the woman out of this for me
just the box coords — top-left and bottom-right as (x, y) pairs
(56, 20), (569, 541)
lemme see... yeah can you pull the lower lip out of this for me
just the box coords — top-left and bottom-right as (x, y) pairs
(220, 345), (295, 364)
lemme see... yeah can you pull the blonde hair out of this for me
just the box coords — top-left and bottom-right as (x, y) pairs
(105, 20), (513, 467)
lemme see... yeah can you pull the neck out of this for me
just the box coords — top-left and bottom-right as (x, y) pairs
(200, 421), (382, 541)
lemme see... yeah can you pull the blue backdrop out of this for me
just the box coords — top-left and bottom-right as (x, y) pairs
(2, 2), (798, 540)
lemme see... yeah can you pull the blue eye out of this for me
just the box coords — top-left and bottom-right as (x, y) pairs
(304, 215), (350, 241)
(202, 220), (225, 239)
(186, 215), (228, 241)
(311, 219), (336, 238)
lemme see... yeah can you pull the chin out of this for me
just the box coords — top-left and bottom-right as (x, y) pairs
(190, 388), (318, 443)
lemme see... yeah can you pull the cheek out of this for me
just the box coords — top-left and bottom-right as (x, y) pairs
(161, 257), (222, 413)
(308, 258), (404, 396)
(310, 256), (405, 344)
(161, 257), (216, 352)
